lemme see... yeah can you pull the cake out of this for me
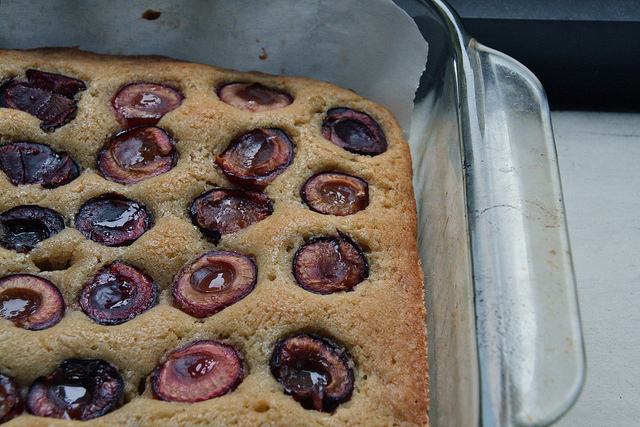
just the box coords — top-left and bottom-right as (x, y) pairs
(0, 48), (429, 426)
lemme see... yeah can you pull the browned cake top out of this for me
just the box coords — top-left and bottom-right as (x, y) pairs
(0, 48), (428, 426)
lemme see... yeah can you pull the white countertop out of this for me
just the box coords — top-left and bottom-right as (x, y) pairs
(549, 111), (640, 426)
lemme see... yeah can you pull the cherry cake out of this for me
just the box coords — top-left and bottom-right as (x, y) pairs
(0, 48), (429, 426)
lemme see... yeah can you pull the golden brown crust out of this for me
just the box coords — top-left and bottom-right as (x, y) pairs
(0, 47), (428, 426)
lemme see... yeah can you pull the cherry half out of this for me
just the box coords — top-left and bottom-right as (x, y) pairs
(26, 359), (124, 421)
(78, 261), (157, 325)
(0, 373), (24, 423)
(0, 205), (65, 253)
(0, 142), (80, 188)
(112, 82), (183, 128)
(270, 334), (354, 412)
(292, 231), (368, 295)
(0, 69), (86, 129)
(25, 70), (86, 99)
(321, 108), (387, 156)
(301, 172), (369, 216)
(215, 128), (294, 187)
(75, 194), (153, 247)
(189, 188), (272, 243)
(0, 274), (65, 330)
(172, 251), (257, 318)
(97, 126), (178, 184)
(218, 82), (292, 112)
(152, 340), (244, 403)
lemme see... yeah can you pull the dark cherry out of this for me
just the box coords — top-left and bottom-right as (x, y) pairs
(152, 340), (244, 403)
(218, 82), (292, 112)
(97, 126), (178, 184)
(292, 231), (368, 294)
(25, 70), (86, 99)
(301, 172), (369, 216)
(172, 251), (256, 318)
(270, 334), (354, 412)
(0, 274), (65, 330)
(215, 127), (294, 187)
(0, 373), (24, 423)
(0, 205), (65, 253)
(112, 82), (183, 128)
(26, 359), (123, 421)
(189, 188), (272, 243)
(0, 69), (86, 129)
(0, 142), (80, 188)
(78, 261), (157, 325)
(0, 82), (74, 129)
(75, 194), (153, 247)
(321, 108), (387, 156)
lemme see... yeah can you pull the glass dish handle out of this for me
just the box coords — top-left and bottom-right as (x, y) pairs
(462, 40), (585, 426)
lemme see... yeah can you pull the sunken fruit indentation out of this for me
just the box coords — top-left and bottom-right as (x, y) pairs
(26, 359), (124, 421)
(0, 205), (65, 253)
(215, 127), (294, 187)
(0, 373), (24, 423)
(218, 82), (292, 112)
(301, 172), (369, 216)
(292, 231), (368, 294)
(152, 340), (244, 403)
(97, 126), (178, 184)
(172, 251), (257, 318)
(75, 194), (153, 247)
(112, 82), (183, 128)
(78, 261), (157, 325)
(0, 274), (65, 330)
(270, 334), (354, 412)
(321, 108), (387, 156)
(0, 142), (80, 188)
(0, 69), (86, 129)
(189, 188), (272, 243)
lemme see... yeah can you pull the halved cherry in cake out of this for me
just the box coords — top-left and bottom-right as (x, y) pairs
(26, 358), (123, 421)
(0, 274), (65, 330)
(321, 108), (387, 156)
(152, 340), (244, 402)
(172, 251), (256, 318)
(0, 142), (80, 188)
(0, 70), (86, 129)
(75, 194), (153, 247)
(0, 81), (75, 128)
(218, 82), (292, 112)
(292, 231), (368, 294)
(78, 261), (157, 325)
(0, 205), (65, 253)
(112, 82), (183, 128)
(301, 172), (369, 216)
(215, 128), (294, 187)
(97, 126), (178, 184)
(25, 70), (86, 99)
(189, 189), (272, 243)
(0, 372), (24, 422)
(270, 334), (354, 412)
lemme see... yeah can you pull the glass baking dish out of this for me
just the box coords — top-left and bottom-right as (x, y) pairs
(0, 0), (585, 425)
(401, 0), (585, 425)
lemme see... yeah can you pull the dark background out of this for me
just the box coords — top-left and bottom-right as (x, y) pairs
(446, 0), (640, 111)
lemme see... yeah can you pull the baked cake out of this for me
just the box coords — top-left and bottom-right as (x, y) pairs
(0, 48), (429, 426)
